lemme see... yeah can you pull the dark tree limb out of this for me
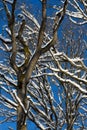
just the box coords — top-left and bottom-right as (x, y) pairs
(37, 0), (47, 50)
(41, 0), (68, 53)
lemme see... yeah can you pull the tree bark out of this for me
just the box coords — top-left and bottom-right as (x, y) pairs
(17, 78), (27, 130)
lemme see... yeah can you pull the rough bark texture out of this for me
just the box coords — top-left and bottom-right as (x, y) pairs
(17, 79), (27, 130)
(0, 0), (68, 129)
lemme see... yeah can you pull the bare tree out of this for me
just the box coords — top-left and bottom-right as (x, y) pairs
(58, 22), (87, 130)
(0, 0), (87, 130)
(67, 0), (87, 24)
(0, 0), (68, 130)
(53, 0), (87, 24)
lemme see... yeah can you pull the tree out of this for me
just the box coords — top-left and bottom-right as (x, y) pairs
(0, 0), (87, 130)
(68, 0), (87, 24)
(58, 0), (87, 25)
(57, 22), (87, 130)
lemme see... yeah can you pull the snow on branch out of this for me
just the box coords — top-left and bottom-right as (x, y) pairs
(0, 72), (17, 87)
(50, 50), (87, 94)
(4, 0), (13, 4)
(0, 95), (17, 108)
(69, 17), (87, 25)
(67, 0), (87, 24)
(28, 111), (46, 130)
(54, 51), (87, 72)
(0, 34), (11, 44)
(55, 73), (87, 94)
(13, 90), (27, 114)
(22, 8), (40, 29)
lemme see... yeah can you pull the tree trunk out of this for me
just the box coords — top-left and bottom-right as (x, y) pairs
(17, 78), (27, 130)
(67, 124), (73, 130)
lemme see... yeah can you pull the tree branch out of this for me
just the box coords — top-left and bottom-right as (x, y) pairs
(41, 0), (68, 53)
(37, 0), (47, 50)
